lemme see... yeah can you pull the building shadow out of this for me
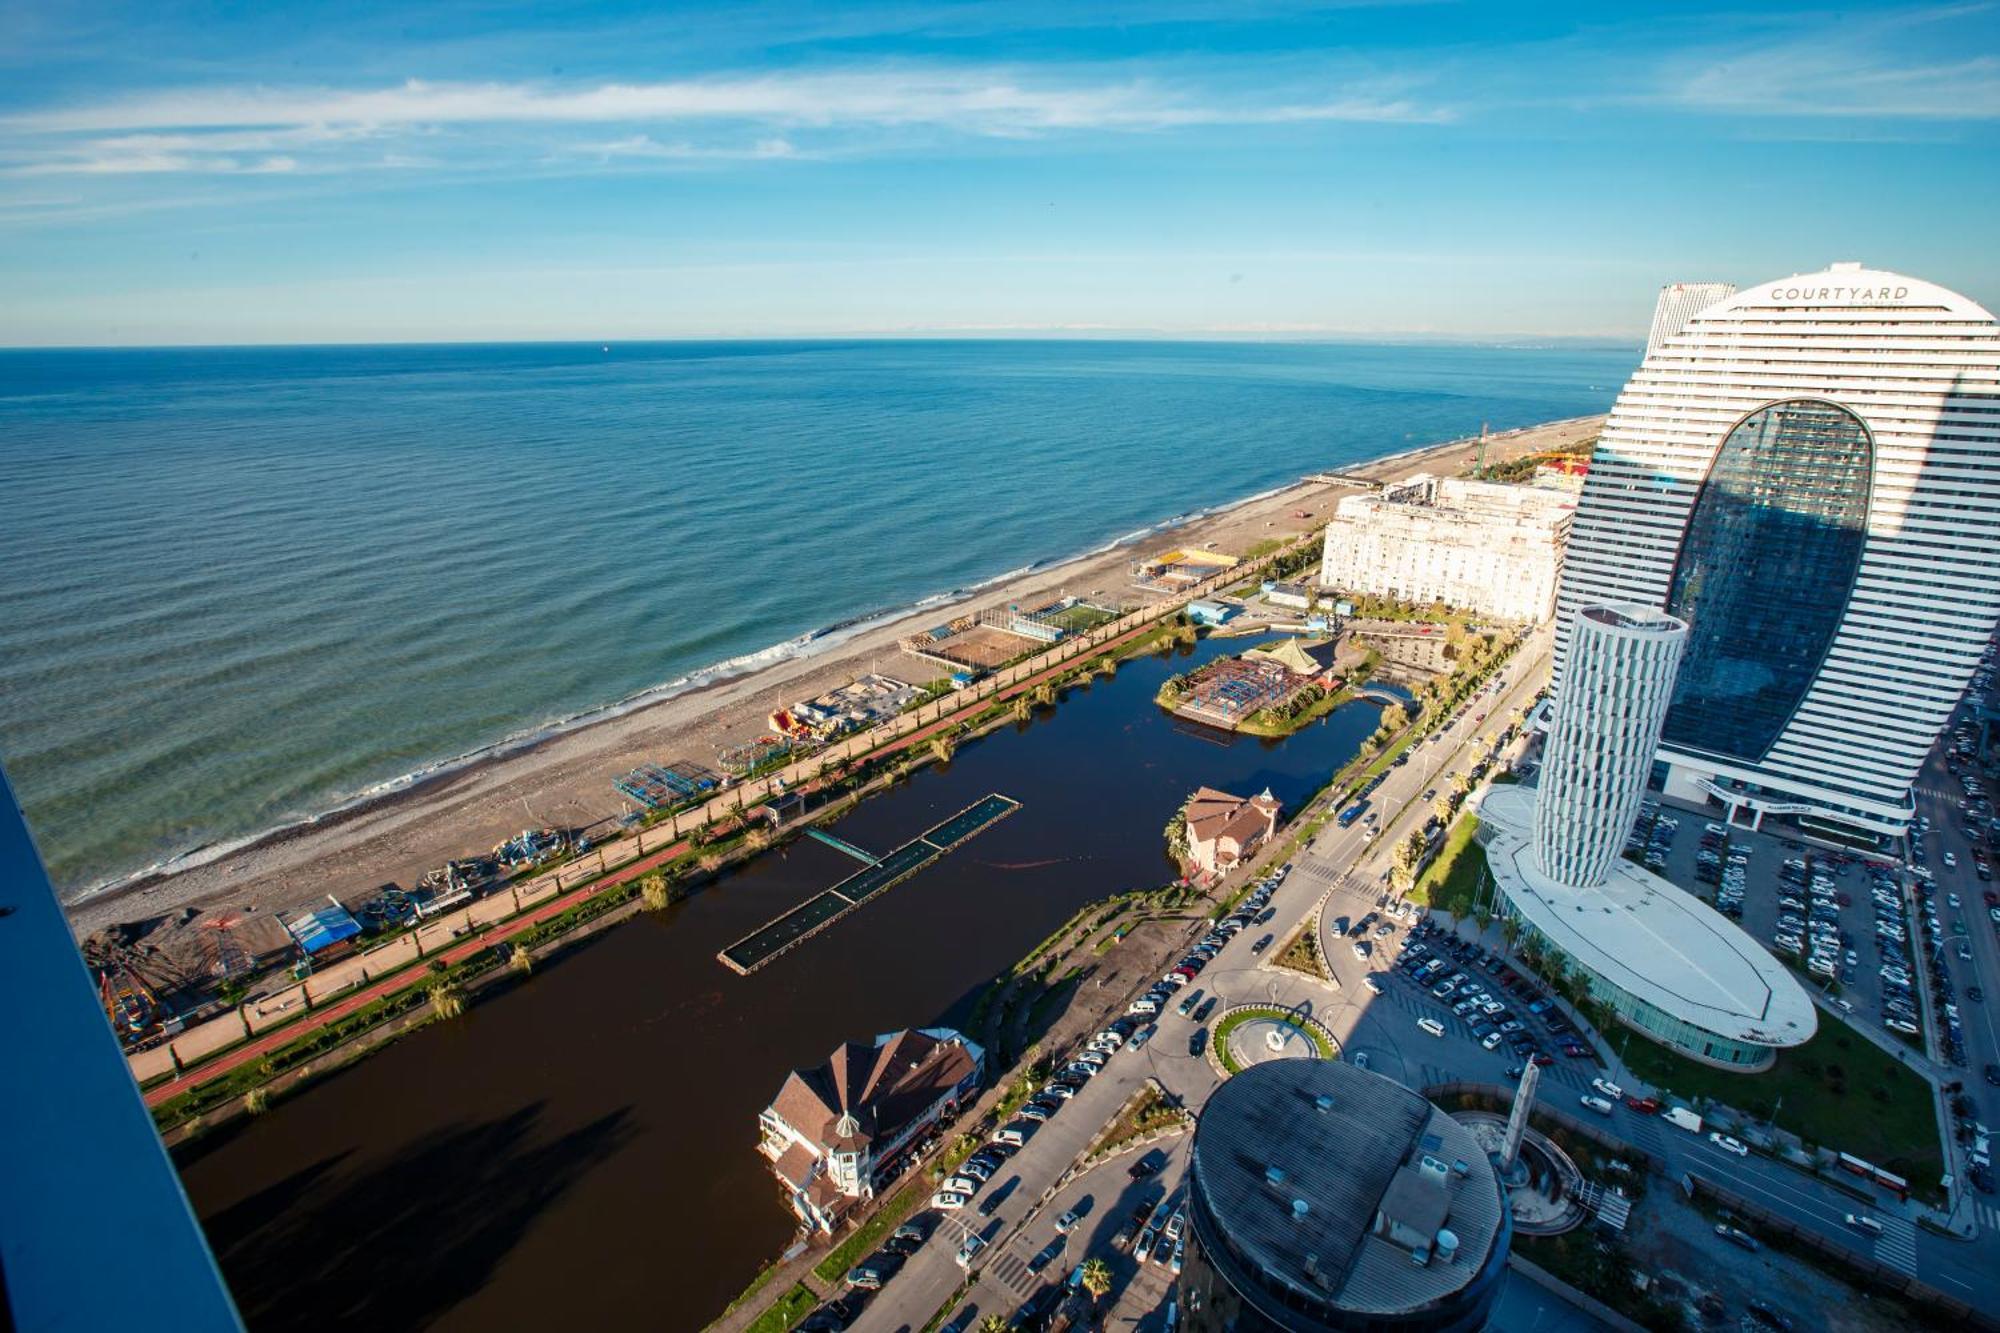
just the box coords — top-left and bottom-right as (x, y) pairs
(200, 1101), (636, 1331)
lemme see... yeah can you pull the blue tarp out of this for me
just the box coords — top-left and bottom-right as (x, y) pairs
(288, 904), (363, 954)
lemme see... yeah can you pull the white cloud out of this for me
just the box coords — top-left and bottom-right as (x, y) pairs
(577, 132), (805, 161)
(5, 68), (1452, 138)
(0, 66), (1450, 182)
(8, 150), (299, 177)
(1665, 6), (2000, 118)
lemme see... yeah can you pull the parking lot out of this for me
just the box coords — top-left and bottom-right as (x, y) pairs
(1627, 801), (1927, 1056)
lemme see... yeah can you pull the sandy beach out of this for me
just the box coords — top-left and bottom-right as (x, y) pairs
(70, 413), (1601, 942)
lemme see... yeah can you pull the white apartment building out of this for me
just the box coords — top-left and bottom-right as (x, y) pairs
(1319, 474), (1573, 622)
(1554, 264), (2000, 846)
(1534, 604), (1687, 887)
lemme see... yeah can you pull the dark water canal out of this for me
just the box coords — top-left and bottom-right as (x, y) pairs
(176, 635), (1378, 1330)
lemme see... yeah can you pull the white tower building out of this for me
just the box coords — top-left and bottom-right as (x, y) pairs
(1555, 264), (2000, 846)
(1535, 604), (1687, 887)
(1645, 281), (1736, 355)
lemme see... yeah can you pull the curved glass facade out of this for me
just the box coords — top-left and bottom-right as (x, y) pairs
(1662, 399), (1873, 763)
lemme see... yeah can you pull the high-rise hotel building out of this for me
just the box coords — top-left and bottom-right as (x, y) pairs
(1535, 605), (1687, 887)
(1554, 264), (2000, 846)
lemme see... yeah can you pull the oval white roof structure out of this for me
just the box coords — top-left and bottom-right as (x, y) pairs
(1478, 783), (1818, 1050)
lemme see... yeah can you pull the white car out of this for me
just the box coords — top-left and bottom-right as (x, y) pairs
(1591, 1078), (1624, 1101)
(1362, 975), (1386, 995)
(1482, 1031), (1504, 1050)
(933, 1190), (971, 1210)
(1579, 1095), (1614, 1116)
(1418, 1017), (1445, 1037)
(1708, 1132), (1749, 1157)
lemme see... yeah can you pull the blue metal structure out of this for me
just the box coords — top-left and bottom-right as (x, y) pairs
(0, 762), (243, 1330)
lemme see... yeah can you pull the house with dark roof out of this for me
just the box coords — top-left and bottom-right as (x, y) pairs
(757, 1027), (984, 1233)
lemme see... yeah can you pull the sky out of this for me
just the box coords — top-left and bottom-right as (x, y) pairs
(0, 0), (1996, 345)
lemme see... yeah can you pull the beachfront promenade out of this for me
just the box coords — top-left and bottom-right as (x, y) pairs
(131, 547), (1289, 1101)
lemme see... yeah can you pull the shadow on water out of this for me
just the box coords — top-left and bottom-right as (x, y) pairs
(177, 632), (1378, 1330)
(203, 1104), (636, 1332)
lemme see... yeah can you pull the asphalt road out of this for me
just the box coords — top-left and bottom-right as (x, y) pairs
(846, 631), (2000, 1329)
(846, 637), (1553, 1330)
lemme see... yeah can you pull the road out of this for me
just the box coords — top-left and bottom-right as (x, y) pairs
(847, 636), (1552, 1331)
(849, 629), (2000, 1330)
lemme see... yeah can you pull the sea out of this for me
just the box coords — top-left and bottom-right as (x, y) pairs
(0, 338), (1634, 899)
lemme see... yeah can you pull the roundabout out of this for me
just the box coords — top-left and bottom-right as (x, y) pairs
(1208, 1004), (1338, 1076)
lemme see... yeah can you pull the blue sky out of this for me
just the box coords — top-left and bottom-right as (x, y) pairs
(1, 0), (1995, 344)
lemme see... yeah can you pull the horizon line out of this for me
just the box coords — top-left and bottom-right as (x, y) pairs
(0, 328), (1644, 352)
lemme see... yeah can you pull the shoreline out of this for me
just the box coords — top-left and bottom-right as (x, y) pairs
(67, 413), (1602, 940)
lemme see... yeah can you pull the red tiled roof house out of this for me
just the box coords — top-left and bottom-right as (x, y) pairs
(1182, 786), (1282, 883)
(757, 1027), (984, 1233)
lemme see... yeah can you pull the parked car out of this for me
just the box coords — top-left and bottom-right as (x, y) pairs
(1715, 1224), (1761, 1252)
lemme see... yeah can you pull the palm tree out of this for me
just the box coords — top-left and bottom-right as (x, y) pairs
(977, 1316), (1013, 1333)
(639, 870), (674, 911)
(429, 979), (465, 1020)
(930, 733), (957, 765)
(1080, 1257), (1113, 1304)
(508, 941), (533, 976)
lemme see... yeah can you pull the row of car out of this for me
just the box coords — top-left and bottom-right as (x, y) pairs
(1128, 873), (1283, 1020)
(1909, 873), (1975, 1070)
(1626, 802), (1678, 874)
(1395, 925), (1594, 1061)
(1696, 822), (1749, 920)
(1770, 851), (1854, 986)
(1125, 1194), (1187, 1275)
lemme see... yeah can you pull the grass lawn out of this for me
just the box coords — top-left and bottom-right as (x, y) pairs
(1616, 1009), (1944, 1195)
(1211, 1006), (1334, 1076)
(812, 1180), (927, 1284)
(1410, 816), (1483, 915)
(1051, 604), (1118, 632)
(742, 1284), (818, 1333)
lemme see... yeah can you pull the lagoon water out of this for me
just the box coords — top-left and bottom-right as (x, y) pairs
(0, 339), (1629, 894)
(176, 630), (1379, 1330)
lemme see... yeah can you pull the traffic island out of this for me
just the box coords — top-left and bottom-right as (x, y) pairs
(1207, 1003), (1338, 1077)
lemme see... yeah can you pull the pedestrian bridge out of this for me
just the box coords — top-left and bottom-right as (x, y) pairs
(803, 827), (880, 864)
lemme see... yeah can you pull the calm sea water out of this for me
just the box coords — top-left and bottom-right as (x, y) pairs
(0, 339), (1632, 895)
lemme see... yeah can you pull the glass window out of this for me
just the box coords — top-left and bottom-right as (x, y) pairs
(1663, 399), (1873, 761)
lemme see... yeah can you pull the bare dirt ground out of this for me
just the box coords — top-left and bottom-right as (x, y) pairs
(71, 415), (1602, 958)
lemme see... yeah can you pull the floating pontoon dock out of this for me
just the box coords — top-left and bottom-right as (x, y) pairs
(718, 793), (1021, 975)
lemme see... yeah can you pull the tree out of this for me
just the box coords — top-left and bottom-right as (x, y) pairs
(508, 941), (533, 976)
(1432, 794), (1456, 824)
(930, 733), (957, 765)
(1080, 1257), (1113, 1303)
(429, 979), (465, 1020)
(978, 1317), (1013, 1333)
(1380, 703), (1410, 734)
(639, 870), (676, 912)
(1499, 916), (1521, 958)
(1393, 831), (1425, 888)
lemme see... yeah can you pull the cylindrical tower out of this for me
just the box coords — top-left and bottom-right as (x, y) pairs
(1535, 603), (1687, 887)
